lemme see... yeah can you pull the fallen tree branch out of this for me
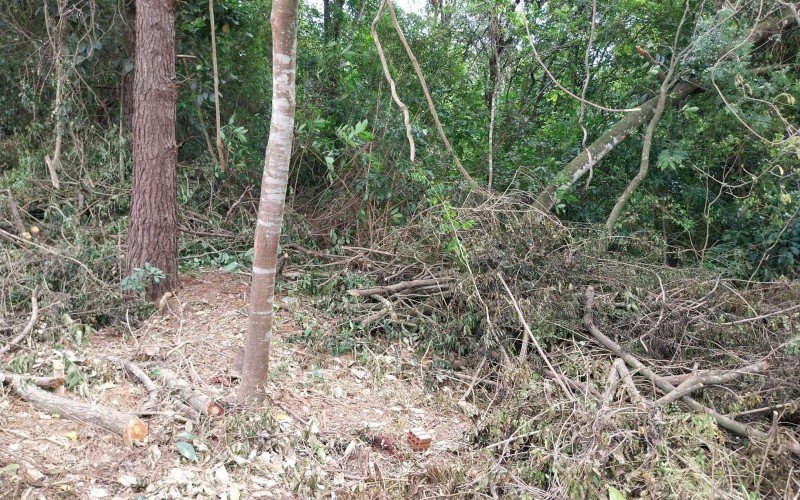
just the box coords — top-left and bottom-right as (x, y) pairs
(0, 285), (39, 358)
(157, 367), (224, 417)
(177, 225), (239, 240)
(660, 361), (768, 387)
(614, 358), (645, 406)
(656, 377), (704, 406)
(583, 286), (800, 454)
(106, 356), (159, 412)
(721, 303), (800, 325)
(500, 273), (578, 404)
(0, 373), (147, 447)
(347, 277), (456, 297)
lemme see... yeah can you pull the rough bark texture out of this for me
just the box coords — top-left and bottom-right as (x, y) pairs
(126, 0), (179, 300)
(121, 0), (136, 127)
(238, 0), (298, 405)
(3, 374), (147, 446)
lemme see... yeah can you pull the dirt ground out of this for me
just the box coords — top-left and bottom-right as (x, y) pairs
(0, 270), (477, 499)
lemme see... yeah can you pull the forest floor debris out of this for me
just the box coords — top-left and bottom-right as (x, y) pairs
(0, 270), (476, 498)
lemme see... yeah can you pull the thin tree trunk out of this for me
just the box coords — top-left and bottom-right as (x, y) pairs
(604, 87), (669, 230)
(606, 1), (689, 229)
(386, 0), (479, 189)
(208, 0), (227, 171)
(43, 0), (69, 191)
(487, 12), (502, 190)
(126, 0), (179, 300)
(238, 0), (298, 405)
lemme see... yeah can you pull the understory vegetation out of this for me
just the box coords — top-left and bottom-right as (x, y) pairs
(2, 0), (800, 497)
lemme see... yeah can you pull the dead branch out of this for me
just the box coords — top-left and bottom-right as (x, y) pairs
(106, 356), (159, 412)
(499, 273), (578, 404)
(656, 361), (767, 405)
(602, 360), (621, 407)
(0, 285), (39, 358)
(0, 228), (105, 286)
(613, 358), (645, 406)
(157, 367), (224, 417)
(656, 377), (704, 406)
(347, 277), (456, 297)
(4, 189), (27, 234)
(0, 373), (147, 447)
(177, 225), (239, 240)
(721, 303), (800, 325)
(386, 0), (479, 189)
(583, 286), (800, 454)
(660, 361), (768, 387)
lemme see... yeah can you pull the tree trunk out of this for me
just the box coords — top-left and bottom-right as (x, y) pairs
(121, 0), (136, 128)
(238, 0), (298, 406)
(126, 0), (179, 300)
(209, 0), (227, 171)
(323, 0), (331, 41)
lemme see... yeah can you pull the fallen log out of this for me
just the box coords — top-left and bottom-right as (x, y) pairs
(347, 277), (456, 297)
(0, 373), (147, 447)
(157, 367), (224, 417)
(583, 286), (800, 455)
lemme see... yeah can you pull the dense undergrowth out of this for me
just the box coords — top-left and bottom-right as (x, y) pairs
(2, 129), (800, 497)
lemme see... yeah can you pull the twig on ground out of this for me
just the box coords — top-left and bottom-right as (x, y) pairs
(348, 277), (456, 297)
(499, 273), (578, 404)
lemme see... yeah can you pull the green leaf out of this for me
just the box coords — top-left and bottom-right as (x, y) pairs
(221, 262), (239, 272)
(175, 441), (198, 462)
(608, 486), (627, 500)
(0, 463), (20, 475)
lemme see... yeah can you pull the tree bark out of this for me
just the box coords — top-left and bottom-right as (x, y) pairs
(208, 0), (227, 171)
(121, 0), (136, 128)
(126, 0), (179, 300)
(238, 0), (298, 405)
(2, 374), (147, 447)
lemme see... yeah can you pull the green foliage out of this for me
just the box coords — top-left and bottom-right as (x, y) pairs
(121, 264), (166, 295)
